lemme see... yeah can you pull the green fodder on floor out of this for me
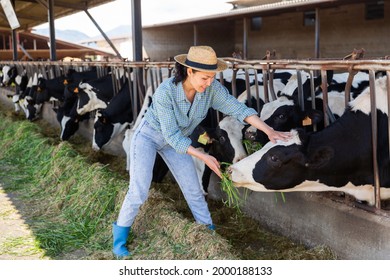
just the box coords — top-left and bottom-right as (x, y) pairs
(0, 113), (236, 260)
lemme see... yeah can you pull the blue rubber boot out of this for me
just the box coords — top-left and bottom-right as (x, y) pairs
(112, 222), (131, 258)
(208, 224), (216, 230)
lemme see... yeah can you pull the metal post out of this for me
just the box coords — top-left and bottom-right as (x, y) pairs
(193, 24), (198, 46)
(387, 71), (390, 160)
(369, 70), (381, 210)
(131, 0), (144, 96)
(132, 0), (143, 62)
(84, 10), (123, 60)
(48, 0), (57, 61)
(11, 0), (17, 60)
(297, 70), (305, 111)
(314, 8), (320, 58)
(243, 18), (248, 59)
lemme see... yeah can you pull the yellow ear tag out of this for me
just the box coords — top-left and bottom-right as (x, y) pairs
(302, 116), (312, 126)
(198, 132), (209, 145)
(73, 87), (79, 93)
(64, 79), (68, 85)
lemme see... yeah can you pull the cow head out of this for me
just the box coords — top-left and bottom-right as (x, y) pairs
(1, 65), (18, 87)
(191, 116), (247, 166)
(245, 96), (323, 146)
(92, 110), (114, 150)
(229, 129), (334, 191)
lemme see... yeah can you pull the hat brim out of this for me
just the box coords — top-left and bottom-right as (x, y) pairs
(174, 54), (228, 72)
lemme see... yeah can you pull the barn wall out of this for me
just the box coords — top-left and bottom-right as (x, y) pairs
(143, 2), (390, 60)
(143, 21), (236, 60)
(237, 2), (390, 59)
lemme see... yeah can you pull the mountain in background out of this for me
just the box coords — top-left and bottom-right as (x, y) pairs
(32, 25), (131, 44)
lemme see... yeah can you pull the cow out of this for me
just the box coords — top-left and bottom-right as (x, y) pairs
(228, 75), (390, 206)
(92, 80), (135, 150)
(55, 96), (91, 141)
(18, 73), (44, 121)
(244, 70), (344, 146)
(190, 115), (247, 194)
(1, 65), (18, 87)
(35, 68), (99, 105)
(7, 69), (29, 113)
(222, 68), (294, 98)
(54, 74), (118, 140)
(75, 74), (114, 115)
(329, 71), (369, 99)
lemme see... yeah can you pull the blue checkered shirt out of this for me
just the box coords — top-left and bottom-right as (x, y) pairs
(144, 77), (257, 154)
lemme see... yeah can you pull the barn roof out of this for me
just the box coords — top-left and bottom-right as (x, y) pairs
(144, 0), (369, 28)
(0, 29), (115, 60)
(0, 0), (115, 30)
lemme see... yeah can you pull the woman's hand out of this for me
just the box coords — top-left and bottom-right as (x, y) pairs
(187, 146), (222, 178)
(244, 115), (292, 143)
(266, 127), (292, 143)
(202, 153), (222, 178)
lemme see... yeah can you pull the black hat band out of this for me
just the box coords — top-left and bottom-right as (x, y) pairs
(185, 58), (218, 70)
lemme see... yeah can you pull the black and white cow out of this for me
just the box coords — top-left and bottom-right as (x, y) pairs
(54, 75), (115, 141)
(19, 73), (44, 121)
(36, 68), (99, 105)
(245, 70), (343, 146)
(229, 75), (390, 205)
(190, 115), (247, 194)
(234, 70), (324, 147)
(75, 74), (114, 115)
(8, 69), (29, 113)
(92, 80), (135, 150)
(55, 94), (91, 141)
(1, 65), (18, 87)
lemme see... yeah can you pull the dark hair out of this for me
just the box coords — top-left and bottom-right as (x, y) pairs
(173, 62), (198, 85)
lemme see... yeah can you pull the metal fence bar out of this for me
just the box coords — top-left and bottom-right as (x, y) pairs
(369, 70), (381, 210)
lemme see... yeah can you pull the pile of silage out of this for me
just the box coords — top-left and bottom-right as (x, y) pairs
(0, 113), (237, 260)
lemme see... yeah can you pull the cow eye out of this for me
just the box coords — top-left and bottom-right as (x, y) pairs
(219, 136), (226, 143)
(278, 114), (286, 119)
(267, 154), (282, 168)
(271, 155), (279, 162)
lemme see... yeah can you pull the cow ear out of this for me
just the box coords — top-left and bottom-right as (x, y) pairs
(306, 146), (334, 169)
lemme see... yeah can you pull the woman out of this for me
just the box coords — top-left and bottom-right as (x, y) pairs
(112, 46), (291, 257)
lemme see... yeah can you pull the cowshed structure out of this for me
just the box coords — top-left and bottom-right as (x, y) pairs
(1, 0), (390, 260)
(143, 0), (389, 60)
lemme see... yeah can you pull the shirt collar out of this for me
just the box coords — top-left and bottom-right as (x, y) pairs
(177, 82), (188, 101)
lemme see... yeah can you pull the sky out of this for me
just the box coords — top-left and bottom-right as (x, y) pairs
(35, 0), (232, 36)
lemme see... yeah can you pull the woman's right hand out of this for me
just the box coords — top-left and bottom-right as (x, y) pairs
(187, 146), (222, 178)
(202, 153), (222, 178)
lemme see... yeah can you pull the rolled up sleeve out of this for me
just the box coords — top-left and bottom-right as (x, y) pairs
(211, 82), (258, 123)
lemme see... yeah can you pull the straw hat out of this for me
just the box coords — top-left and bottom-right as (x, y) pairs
(174, 46), (228, 72)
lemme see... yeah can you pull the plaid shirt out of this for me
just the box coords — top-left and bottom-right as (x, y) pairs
(144, 77), (257, 154)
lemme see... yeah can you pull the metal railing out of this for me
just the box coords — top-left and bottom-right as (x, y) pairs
(1, 56), (389, 215)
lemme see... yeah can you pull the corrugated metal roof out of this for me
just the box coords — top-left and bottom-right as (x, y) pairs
(0, 0), (115, 30)
(143, 0), (368, 28)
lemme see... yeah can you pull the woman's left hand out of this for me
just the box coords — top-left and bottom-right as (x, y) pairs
(267, 128), (292, 143)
